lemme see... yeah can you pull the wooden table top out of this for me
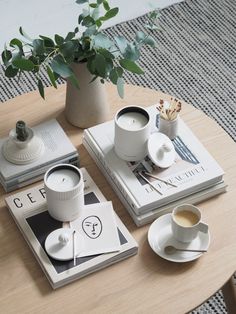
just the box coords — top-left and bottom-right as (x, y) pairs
(0, 83), (236, 314)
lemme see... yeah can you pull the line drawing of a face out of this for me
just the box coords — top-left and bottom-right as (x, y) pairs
(82, 215), (102, 239)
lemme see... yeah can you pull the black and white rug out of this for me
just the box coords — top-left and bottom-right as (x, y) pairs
(0, 0), (235, 312)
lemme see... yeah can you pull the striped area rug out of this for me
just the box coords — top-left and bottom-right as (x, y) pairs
(0, 0), (235, 313)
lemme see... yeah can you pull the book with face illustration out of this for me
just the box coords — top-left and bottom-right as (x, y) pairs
(5, 168), (138, 289)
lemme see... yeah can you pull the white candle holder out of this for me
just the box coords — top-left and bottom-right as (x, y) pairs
(114, 106), (151, 161)
(44, 164), (84, 222)
(2, 121), (44, 165)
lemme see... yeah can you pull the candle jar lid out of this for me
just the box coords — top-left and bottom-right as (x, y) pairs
(147, 132), (176, 168)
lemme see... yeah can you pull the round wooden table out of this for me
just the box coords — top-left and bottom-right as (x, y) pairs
(0, 84), (236, 313)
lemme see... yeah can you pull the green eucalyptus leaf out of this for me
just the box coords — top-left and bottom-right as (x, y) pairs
(37, 79), (45, 99)
(10, 38), (23, 49)
(93, 33), (113, 49)
(97, 0), (103, 4)
(11, 49), (23, 62)
(135, 31), (146, 43)
(84, 24), (97, 36)
(5, 65), (18, 78)
(65, 32), (75, 41)
(82, 15), (95, 27)
(98, 48), (114, 59)
(28, 55), (40, 72)
(87, 58), (96, 74)
(19, 27), (32, 41)
(33, 39), (45, 55)
(104, 59), (113, 76)
(1, 49), (12, 66)
(53, 71), (61, 81)
(50, 56), (73, 78)
(95, 19), (102, 27)
(116, 66), (123, 77)
(46, 66), (57, 88)
(136, 31), (156, 46)
(101, 7), (119, 21)
(78, 13), (84, 24)
(12, 57), (35, 71)
(94, 54), (106, 77)
(103, 1), (110, 11)
(39, 35), (55, 48)
(144, 24), (159, 31)
(119, 59), (144, 74)
(76, 0), (88, 4)
(89, 3), (97, 8)
(143, 35), (157, 47)
(114, 36), (127, 54)
(123, 43), (140, 61)
(68, 73), (80, 89)
(117, 77), (124, 98)
(74, 26), (79, 33)
(149, 10), (160, 20)
(59, 41), (76, 60)
(109, 69), (118, 84)
(92, 7), (100, 20)
(55, 34), (64, 45)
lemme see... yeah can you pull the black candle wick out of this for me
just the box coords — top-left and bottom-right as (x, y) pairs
(16, 120), (29, 141)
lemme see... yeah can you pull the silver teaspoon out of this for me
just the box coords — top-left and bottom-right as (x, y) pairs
(164, 245), (207, 255)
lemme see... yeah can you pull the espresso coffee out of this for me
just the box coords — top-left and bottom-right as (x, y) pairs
(174, 210), (199, 227)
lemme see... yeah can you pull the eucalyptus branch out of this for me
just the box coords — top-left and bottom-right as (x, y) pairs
(1, 0), (160, 99)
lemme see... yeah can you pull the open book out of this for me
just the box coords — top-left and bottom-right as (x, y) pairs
(83, 105), (226, 225)
(5, 168), (138, 289)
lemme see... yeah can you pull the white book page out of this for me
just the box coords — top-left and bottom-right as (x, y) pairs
(71, 202), (121, 256)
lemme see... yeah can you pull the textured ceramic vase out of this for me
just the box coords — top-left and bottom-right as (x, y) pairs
(65, 62), (109, 128)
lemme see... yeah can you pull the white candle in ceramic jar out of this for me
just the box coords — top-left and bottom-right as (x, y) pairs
(117, 112), (148, 130)
(46, 169), (80, 192)
(44, 164), (84, 222)
(114, 106), (150, 161)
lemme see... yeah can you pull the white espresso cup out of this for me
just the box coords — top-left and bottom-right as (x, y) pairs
(171, 204), (208, 243)
(44, 164), (84, 222)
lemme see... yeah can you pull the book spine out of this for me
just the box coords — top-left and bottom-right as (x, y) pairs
(3, 155), (79, 192)
(83, 134), (139, 212)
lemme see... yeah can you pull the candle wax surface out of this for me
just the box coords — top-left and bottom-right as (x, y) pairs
(46, 169), (80, 192)
(117, 112), (148, 130)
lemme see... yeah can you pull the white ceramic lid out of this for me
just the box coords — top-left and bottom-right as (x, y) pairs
(45, 228), (84, 261)
(147, 132), (176, 168)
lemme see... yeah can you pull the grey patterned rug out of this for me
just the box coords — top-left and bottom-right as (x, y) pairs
(1, 0), (235, 313)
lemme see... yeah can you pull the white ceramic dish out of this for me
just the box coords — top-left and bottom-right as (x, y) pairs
(148, 213), (210, 263)
(147, 132), (175, 168)
(45, 228), (84, 261)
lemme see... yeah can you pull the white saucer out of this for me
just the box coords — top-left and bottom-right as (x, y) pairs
(45, 228), (84, 261)
(148, 214), (210, 263)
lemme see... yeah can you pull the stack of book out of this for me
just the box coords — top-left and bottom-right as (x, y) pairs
(0, 119), (79, 192)
(83, 105), (226, 226)
(5, 168), (138, 289)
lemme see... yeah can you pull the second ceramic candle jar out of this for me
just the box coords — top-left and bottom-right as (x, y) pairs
(114, 106), (151, 161)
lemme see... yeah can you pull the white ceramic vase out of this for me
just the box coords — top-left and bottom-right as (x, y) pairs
(65, 62), (109, 128)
